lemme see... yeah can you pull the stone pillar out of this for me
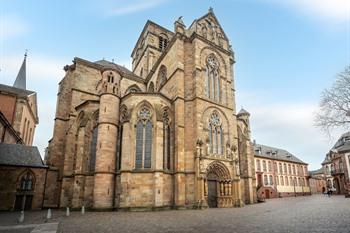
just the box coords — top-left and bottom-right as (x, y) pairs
(93, 88), (119, 209)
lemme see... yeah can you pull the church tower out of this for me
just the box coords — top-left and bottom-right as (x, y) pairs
(93, 70), (120, 209)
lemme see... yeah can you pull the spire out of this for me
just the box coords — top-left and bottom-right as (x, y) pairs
(13, 51), (27, 90)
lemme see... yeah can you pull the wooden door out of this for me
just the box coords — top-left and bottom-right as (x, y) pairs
(207, 180), (217, 208)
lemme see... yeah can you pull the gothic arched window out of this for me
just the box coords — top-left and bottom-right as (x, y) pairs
(163, 109), (171, 170)
(19, 171), (34, 191)
(205, 54), (220, 102)
(135, 107), (153, 169)
(208, 112), (224, 155)
(156, 65), (167, 90)
(89, 127), (98, 172)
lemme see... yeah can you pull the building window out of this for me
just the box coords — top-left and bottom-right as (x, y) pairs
(280, 176), (284, 186)
(288, 164), (291, 174)
(163, 109), (171, 170)
(156, 65), (167, 90)
(159, 34), (168, 51)
(19, 171), (34, 191)
(279, 163), (282, 174)
(89, 127), (98, 172)
(256, 159), (261, 171)
(262, 160), (267, 172)
(276, 176), (279, 185)
(208, 111), (224, 154)
(268, 161), (272, 172)
(274, 162), (277, 172)
(292, 165), (296, 175)
(205, 54), (220, 102)
(107, 72), (114, 83)
(269, 175), (273, 185)
(264, 175), (268, 186)
(135, 107), (153, 169)
(285, 176), (289, 186)
(283, 163), (287, 174)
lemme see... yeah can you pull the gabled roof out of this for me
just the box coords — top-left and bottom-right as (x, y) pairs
(0, 84), (35, 98)
(0, 143), (46, 168)
(254, 143), (307, 165)
(189, 8), (229, 41)
(331, 131), (350, 153)
(130, 20), (174, 57)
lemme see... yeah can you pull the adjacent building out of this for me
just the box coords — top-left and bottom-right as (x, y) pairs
(254, 143), (311, 199)
(324, 132), (350, 196)
(308, 168), (327, 194)
(45, 10), (257, 210)
(0, 54), (46, 211)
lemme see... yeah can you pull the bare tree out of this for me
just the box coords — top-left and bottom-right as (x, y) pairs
(315, 65), (350, 134)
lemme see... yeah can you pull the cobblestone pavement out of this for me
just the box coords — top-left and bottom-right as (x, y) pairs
(0, 195), (349, 233)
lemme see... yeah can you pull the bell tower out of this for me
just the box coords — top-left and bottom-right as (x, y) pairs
(93, 70), (120, 209)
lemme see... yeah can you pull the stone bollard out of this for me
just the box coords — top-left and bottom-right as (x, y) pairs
(18, 210), (24, 223)
(81, 206), (85, 214)
(66, 207), (70, 217)
(47, 208), (52, 219)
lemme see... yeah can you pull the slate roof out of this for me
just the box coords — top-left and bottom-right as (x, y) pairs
(237, 108), (250, 116)
(94, 60), (140, 79)
(13, 54), (27, 90)
(0, 143), (46, 168)
(309, 168), (324, 175)
(331, 131), (350, 153)
(0, 84), (35, 98)
(253, 143), (307, 164)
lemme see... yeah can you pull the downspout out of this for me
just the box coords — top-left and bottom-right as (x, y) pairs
(42, 167), (48, 208)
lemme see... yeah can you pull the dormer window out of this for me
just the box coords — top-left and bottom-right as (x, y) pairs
(159, 34), (168, 51)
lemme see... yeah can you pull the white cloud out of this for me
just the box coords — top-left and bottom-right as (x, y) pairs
(262, 0), (350, 24)
(107, 0), (167, 16)
(0, 14), (29, 41)
(237, 91), (343, 170)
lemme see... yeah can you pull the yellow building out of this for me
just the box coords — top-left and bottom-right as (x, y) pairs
(44, 9), (257, 210)
(254, 143), (310, 199)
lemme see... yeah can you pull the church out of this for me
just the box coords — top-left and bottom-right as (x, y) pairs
(45, 9), (257, 210)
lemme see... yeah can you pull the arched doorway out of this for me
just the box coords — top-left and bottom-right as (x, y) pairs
(205, 161), (233, 208)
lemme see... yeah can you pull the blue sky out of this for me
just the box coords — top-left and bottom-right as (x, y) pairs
(0, 0), (349, 170)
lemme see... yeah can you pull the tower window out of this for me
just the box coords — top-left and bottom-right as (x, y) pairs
(107, 72), (114, 83)
(159, 34), (168, 51)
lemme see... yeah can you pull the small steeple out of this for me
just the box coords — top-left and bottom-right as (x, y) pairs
(13, 51), (27, 90)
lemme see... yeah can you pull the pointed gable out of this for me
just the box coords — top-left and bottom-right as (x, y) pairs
(189, 9), (230, 50)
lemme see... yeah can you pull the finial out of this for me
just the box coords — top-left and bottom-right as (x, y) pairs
(24, 49), (28, 59)
(209, 7), (213, 13)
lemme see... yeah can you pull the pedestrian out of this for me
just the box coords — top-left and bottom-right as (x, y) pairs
(327, 189), (331, 197)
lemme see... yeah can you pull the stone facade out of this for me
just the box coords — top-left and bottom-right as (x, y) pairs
(0, 84), (38, 145)
(323, 132), (350, 196)
(254, 143), (311, 199)
(45, 10), (256, 210)
(309, 168), (327, 194)
(0, 166), (46, 210)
